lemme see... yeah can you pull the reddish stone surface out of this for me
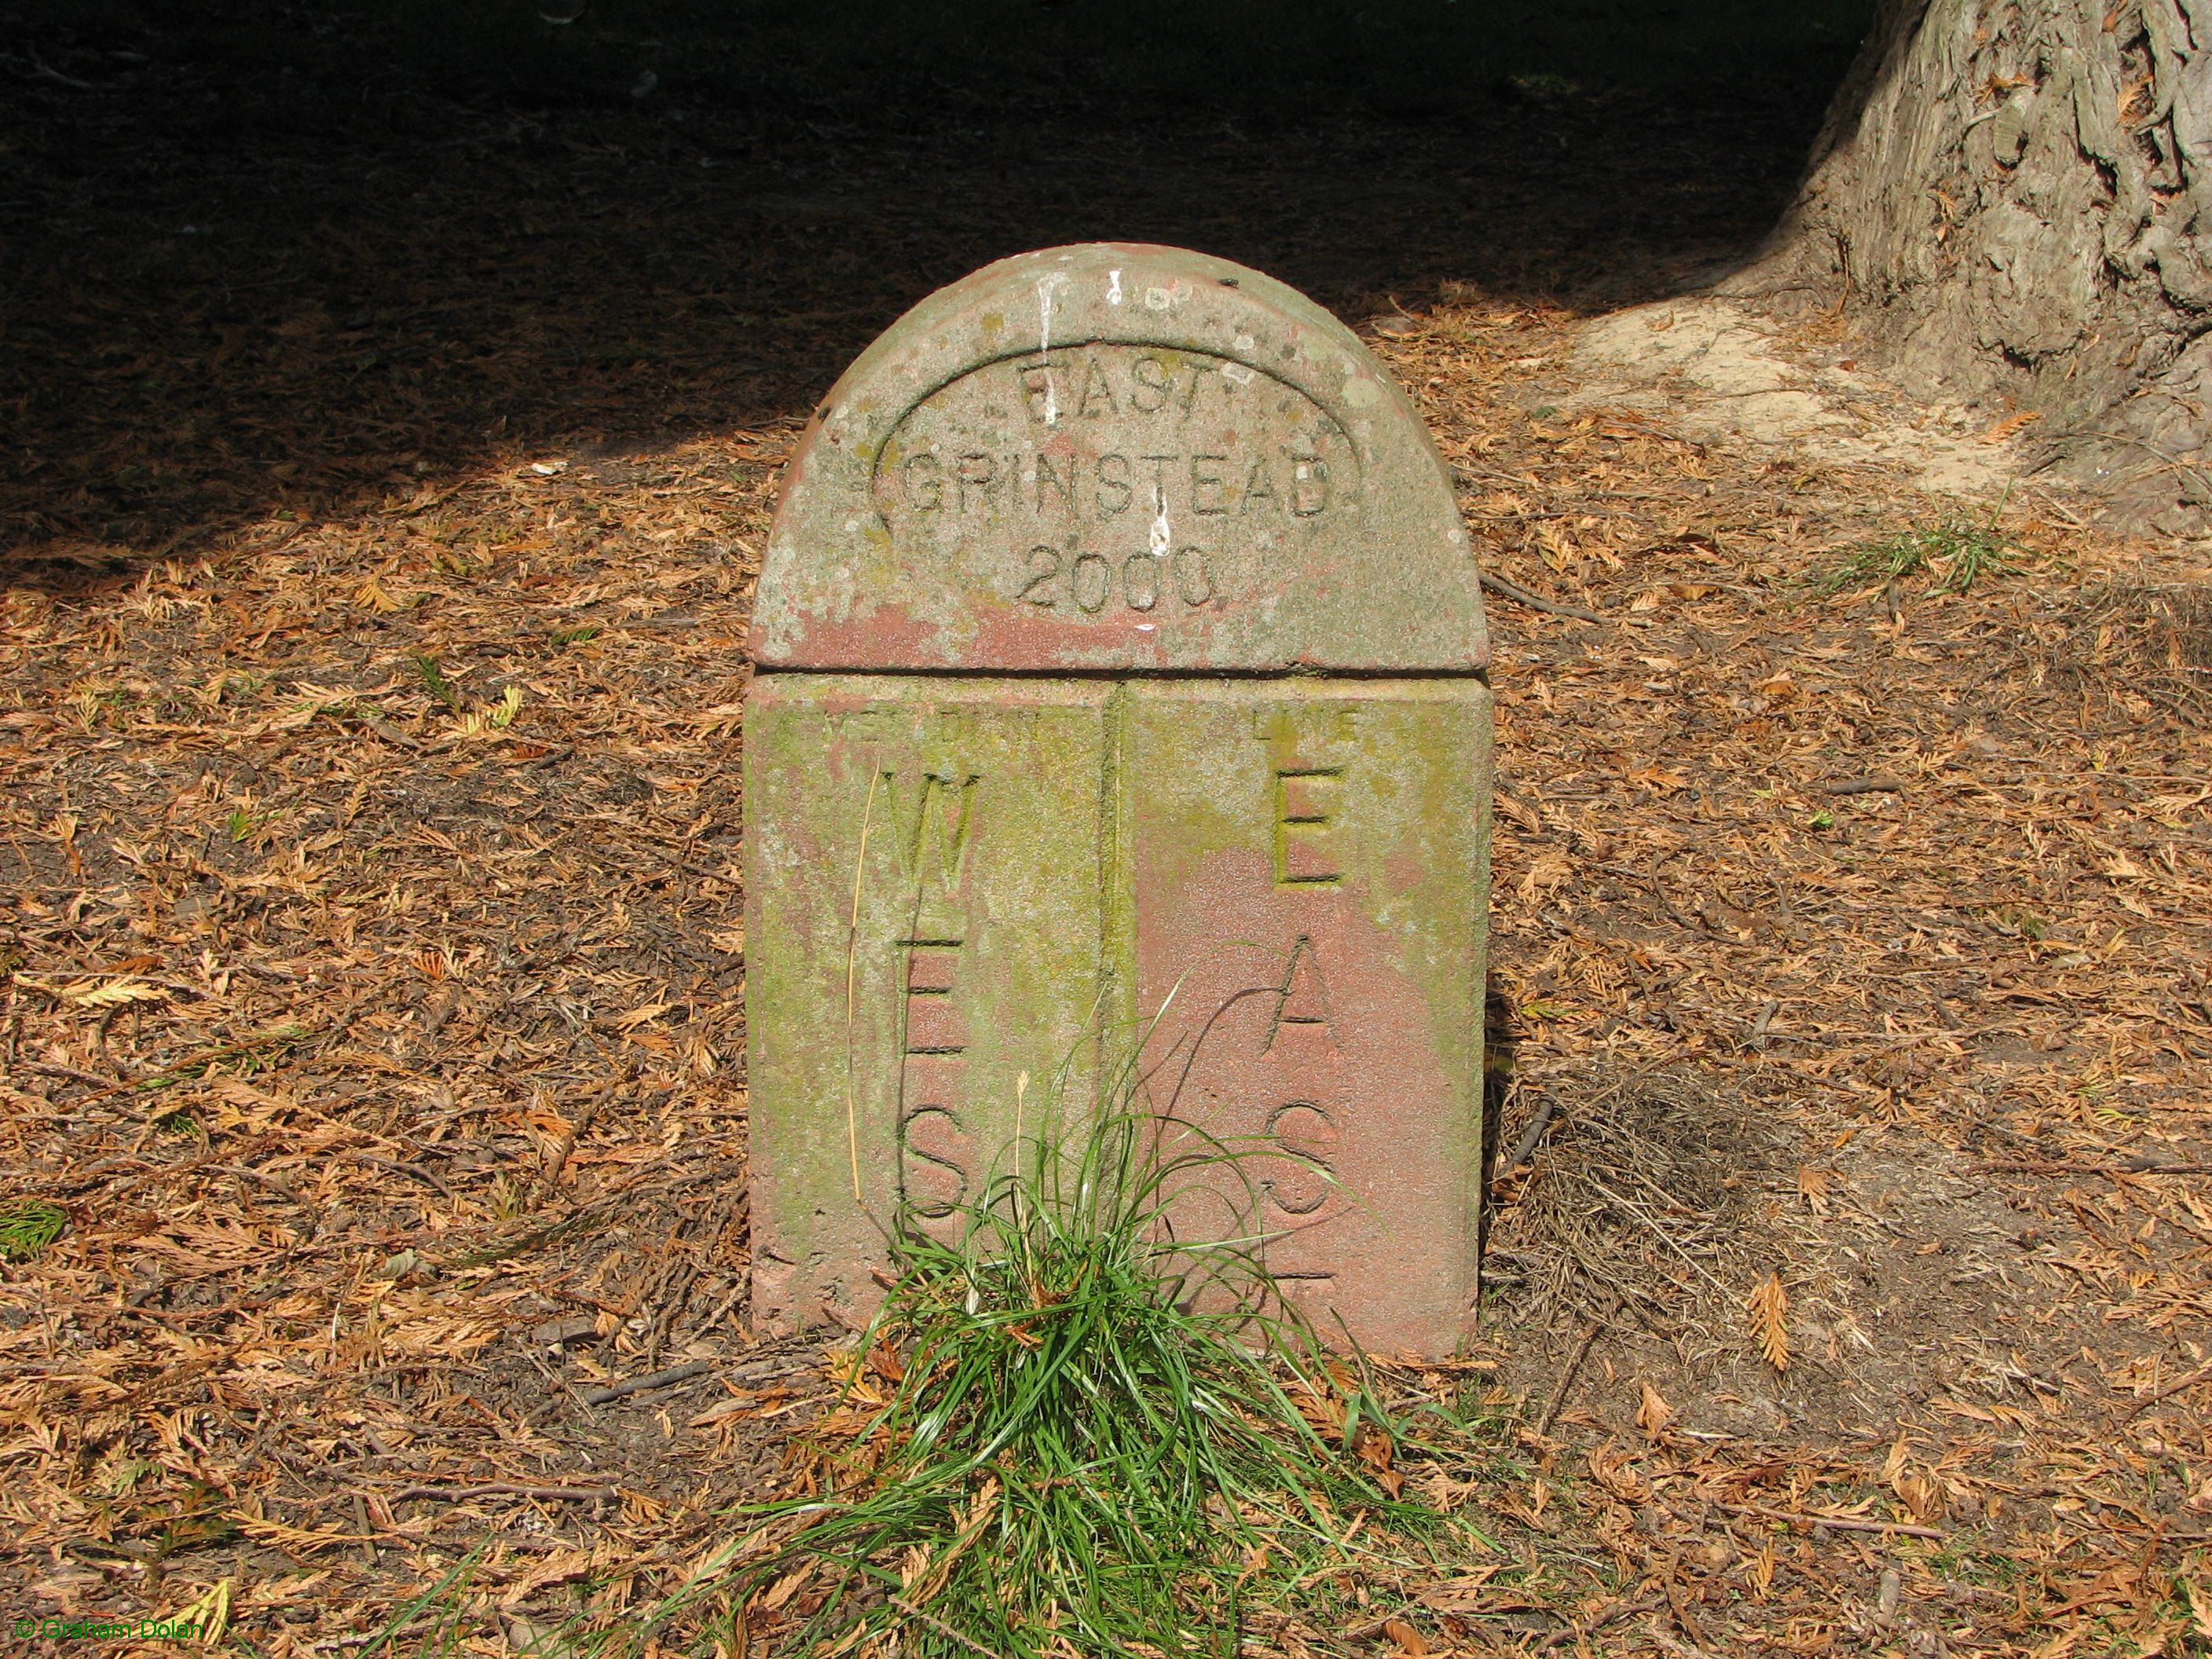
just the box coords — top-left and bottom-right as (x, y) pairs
(747, 245), (1492, 1357)
(1121, 680), (1489, 1357)
(1139, 848), (1466, 1346)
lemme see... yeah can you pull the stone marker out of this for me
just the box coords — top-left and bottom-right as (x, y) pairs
(745, 243), (1492, 1357)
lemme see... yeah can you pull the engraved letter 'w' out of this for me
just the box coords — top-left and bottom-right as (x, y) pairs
(878, 769), (979, 940)
(884, 771), (978, 893)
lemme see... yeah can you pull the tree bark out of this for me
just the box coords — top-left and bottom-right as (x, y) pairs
(1730, 0), (2212, 530)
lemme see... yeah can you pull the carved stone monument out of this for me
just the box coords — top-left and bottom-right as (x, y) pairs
(745, 244), (1492, 1357)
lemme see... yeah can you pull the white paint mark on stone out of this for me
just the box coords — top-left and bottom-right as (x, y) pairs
(1035, 272), (1071, 426)
(1145, 286), (1171, 311)
(1222, 363), (1255, 386)
(1146, 449), (1172, 556)
(1235, 333), (1255, 352)
(1107, 268), (1122, 306)
(1135, 621), (1155, 632)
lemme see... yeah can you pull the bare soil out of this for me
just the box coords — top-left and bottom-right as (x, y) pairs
(1553, 296), (2035, 496)
(4, 39), (2210, 1659)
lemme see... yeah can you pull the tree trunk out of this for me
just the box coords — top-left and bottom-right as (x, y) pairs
(1730, 0), (2212, 530)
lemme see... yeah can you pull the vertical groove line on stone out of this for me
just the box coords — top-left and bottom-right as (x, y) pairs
(844, 762), (885, 1207)
(1097, 680), (1131, 1126)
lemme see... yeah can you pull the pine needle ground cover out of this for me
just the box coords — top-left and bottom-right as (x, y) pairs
(5, 20), (2212, 1658)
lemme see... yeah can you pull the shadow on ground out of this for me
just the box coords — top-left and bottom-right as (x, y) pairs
(3, 10), (1845, 588)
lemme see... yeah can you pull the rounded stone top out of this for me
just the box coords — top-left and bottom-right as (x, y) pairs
(749, 242), (1487, 675)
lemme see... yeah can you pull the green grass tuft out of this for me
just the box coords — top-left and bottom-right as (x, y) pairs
(736, 1101), (1441, 1657)
(119, 1027), (313, 1108)
(357, 1547), (488, 1659)
(1813, 511), (2018, 597)
(0, 1199), (68, 1262)
(408, 651), (462, 711)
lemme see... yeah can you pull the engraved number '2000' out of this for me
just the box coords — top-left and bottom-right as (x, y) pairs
(1018, 546), (1214, 615)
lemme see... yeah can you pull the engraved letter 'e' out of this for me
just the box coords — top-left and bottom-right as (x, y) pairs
(1016, 361), (1057, 424)
(1190, 454), (1229, 515)
(902, 942), (965, 1056)
(1273, 769), (1342, 887)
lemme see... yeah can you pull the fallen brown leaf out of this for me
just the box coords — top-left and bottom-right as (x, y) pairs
(1382, 1615), (1430, 1656)
(1748, 1272), (1791, 1372)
